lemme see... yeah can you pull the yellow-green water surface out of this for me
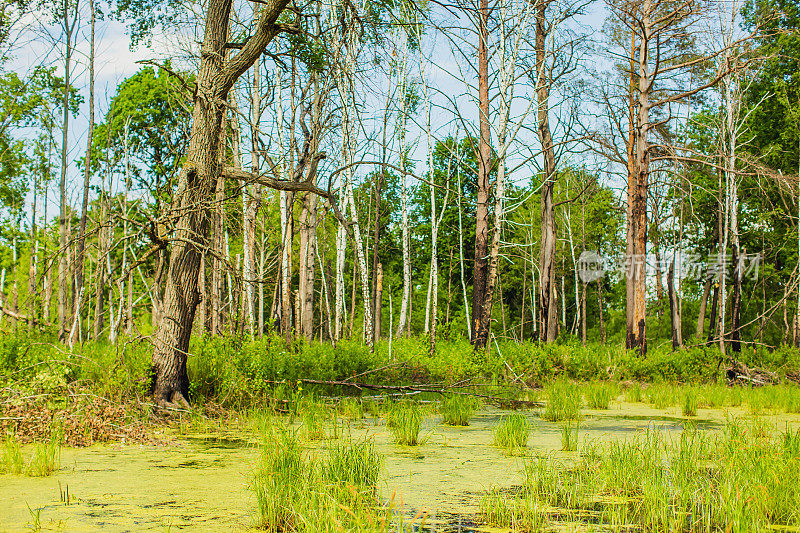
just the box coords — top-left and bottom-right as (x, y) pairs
(3, 402), (799, 532)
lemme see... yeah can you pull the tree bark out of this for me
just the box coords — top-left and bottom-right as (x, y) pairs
(471, 0), (491, 344)
(74, 0), (95, 338)
(151, 0), (291, 406)
(535, 0), (558, 343)
(58, 0), (77, 343)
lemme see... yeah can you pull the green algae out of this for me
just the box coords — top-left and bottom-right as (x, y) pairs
(2, 400), (800, 532)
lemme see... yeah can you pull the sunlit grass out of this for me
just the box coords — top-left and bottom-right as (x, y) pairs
(585, 383), (616, 409)
(252, 430), (388, 532)
(387, 401), (422, 446)
(560, 422), (579, 452)
(1, 433), (23, 474)
(440, 394), (479, 426)
(542, 380), (581, 421)
(482, 417), (800, 531)
(494, 413), (530, 454)
(682, 388), (698, 417)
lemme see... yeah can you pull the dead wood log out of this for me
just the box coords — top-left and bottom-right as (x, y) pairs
(266, 379), (542, 409)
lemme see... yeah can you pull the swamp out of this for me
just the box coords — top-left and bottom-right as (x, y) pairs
(4, 337), (800, 532)
(2, 0), (800, 529)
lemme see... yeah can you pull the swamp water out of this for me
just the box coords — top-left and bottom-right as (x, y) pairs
(1, 402), (797, 532)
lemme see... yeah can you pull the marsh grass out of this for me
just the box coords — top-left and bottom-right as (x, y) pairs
(337, 397), (364, 420)
(1, 433), (23, 474)
(479, 488), (548, 532)
(542, 380), (581, 421)
(298, 397), (329, 441)
(253, 430), (388, 532)
(388, 402), (422, 446)
(783, 426), (800, 457)
(624, 383), (643, 403)
(585, 383), (616, 409)
(490, 418), (800, 531)
(440, 394), (479, 426)
(560, 422), (579, 452)
(323, 437), (382, 491)
(646, 384), (675, 409)
(494, 413), (530, 454)
(682, 388), (698, 417)
(26, 430), (61, 477)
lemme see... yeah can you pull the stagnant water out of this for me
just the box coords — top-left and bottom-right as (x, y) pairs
(2, 402), (797, 532)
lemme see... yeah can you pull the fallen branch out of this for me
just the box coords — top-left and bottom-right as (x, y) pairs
(267, 379), (542, 408)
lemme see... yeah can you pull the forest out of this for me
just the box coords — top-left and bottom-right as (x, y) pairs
(2, 0), (800, 530)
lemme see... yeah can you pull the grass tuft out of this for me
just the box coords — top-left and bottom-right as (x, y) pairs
(682, 388), (698, 417)
(585, 383), (616, 409)
(440, 394), (479, 426)
(1, 433), (23, 474)
(494, 413), (530, 454)
(560, 422), (579, 452)
(25, 430), (61, 477)
(388, 401), (422, 446)
(542, 380), (581, 421)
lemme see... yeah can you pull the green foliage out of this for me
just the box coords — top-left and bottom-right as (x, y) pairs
(493, 413), (530, 454)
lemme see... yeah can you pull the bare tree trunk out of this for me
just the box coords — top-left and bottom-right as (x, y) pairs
(11, 237), (18, 331)
(471, 0), (491, 344)
(581, 281), (587, 346)
(708, 285), (719, 344)
(280, 190), (294, 340)
(668, 258), (682, 350)
(696, 277), (712, 338)
(41, 175), (51, 323)
(73, 0), (95, 340)
(299, 193), (317, 340)
(28, 175), (38, 334)
(375, 262), (383, 341)
(630, 0), (654, 355)
(536, 0), (557, 343)
(126, 265), (133, 336)
(625, 21), (637, 351)
(449, 157), (468, 342)
(58, 0), (77, 343)
(598, 282), (606, 343)
(198, 253), (206, 334)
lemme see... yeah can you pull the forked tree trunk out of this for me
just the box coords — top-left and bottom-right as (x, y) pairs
(151, 0), (291, 406)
